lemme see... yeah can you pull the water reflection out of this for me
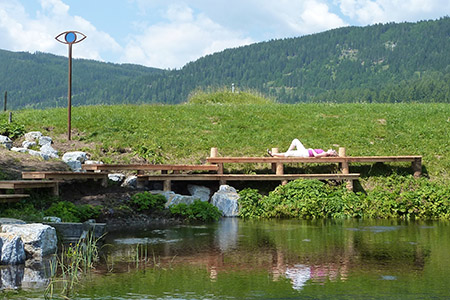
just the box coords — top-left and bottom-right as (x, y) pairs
(4, 219), (450, 299)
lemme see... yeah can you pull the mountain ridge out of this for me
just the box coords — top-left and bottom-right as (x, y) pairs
(1, 17), (449, 109)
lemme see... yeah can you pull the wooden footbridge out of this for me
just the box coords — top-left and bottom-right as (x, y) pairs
(0, 147), (422, 201)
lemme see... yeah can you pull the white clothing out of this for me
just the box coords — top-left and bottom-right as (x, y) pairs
(282, 138), (310, 157)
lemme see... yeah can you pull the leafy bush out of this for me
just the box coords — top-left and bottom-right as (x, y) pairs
(170, 200), (222, 222)
(130, 192), (166, 212)
(45, 201), (101, 222)
(238, 176), (450, 220)
(0, 121), (25, 139)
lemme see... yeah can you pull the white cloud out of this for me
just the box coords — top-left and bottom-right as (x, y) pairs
(0, 0), (121, 61)
(337, 0), (450, 24)
(121, 3), (254, 69)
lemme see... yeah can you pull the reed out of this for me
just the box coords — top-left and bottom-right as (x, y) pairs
(45, 231), (101, 299)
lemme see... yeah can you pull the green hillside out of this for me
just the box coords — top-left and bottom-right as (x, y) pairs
(1, 17), (449, 109)
(1, 102), (448, 184)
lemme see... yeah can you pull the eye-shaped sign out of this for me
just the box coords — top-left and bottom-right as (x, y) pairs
(55, 31), (87, 45)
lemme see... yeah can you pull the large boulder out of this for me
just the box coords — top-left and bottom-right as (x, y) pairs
(0, 135), (12, 150)
(0, 233), (26, 265)
(108, 173), (125, 183)
(1, 224), (57, 259)
(22, 140), (36, 149)
(211, 185), (240, 217)
(188, 185), (211, 202)
(28, 149), (49, 161)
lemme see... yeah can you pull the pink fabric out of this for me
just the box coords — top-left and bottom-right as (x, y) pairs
(308, 149), (324, 157)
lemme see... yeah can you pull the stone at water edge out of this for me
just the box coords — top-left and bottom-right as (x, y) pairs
(188, 185), (211, 202)
(0, 233), (26, 265)
(1, 224), (57, 259)
(211, 185), (240, 217)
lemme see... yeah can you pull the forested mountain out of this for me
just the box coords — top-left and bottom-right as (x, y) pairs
(1, 17), (449, 109)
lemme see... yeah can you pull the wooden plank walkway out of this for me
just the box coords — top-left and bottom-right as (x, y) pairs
(82, 164), (219, 173)
(22, 171), (108, 180)
(0, 180), (59, 196)
(0, 194), (30, 203)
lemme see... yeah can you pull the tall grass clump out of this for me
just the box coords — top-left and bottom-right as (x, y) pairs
(187, 87), (274, 104)
(45, 231), (101, 299)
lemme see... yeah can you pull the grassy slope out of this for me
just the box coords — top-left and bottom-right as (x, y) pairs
(4, 103), (449, 183)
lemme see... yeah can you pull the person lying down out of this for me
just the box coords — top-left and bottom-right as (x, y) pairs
(267, 138), (337, 158)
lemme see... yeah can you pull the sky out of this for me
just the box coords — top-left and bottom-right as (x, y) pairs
(0, 0), (449, 69)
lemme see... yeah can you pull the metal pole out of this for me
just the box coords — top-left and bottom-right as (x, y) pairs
(68, 43), (72, 141)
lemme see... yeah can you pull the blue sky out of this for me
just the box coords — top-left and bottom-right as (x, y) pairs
(0, 0), (449, 69)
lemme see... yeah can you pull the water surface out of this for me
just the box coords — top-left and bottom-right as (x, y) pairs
(2, 219), (450, 299)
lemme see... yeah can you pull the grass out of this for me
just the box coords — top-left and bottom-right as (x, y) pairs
(1, 102), (449, 183)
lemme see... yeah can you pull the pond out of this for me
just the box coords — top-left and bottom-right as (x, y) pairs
(2, 219), (450, 299)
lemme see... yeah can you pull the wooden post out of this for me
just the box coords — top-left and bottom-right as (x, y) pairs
(163, 180), (171, 191)
(339, 147), (353, 191)
(412, 158), (422, 178)
(211, 147), (225, 185)
(8, 112), (12, 123)
(271, 148), (278, 173)
(3, 91), (6, 112)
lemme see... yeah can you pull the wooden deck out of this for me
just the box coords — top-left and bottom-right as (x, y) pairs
(0, 180), (59, 196)
(0, 194), (30, 203)
(22, 171), (108, 180)
(82, 163), (219, 173)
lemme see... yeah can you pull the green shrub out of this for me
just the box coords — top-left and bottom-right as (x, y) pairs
(170, 200), (222, 222)
(45, 201), (101, 222)
(238, 176), (450, 220)
(0, 121), (25, 139)
(130, 192), (166, 212)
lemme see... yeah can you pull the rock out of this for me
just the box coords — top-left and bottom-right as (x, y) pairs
(188, 185), (211, 202)
(22, 267), (49, 289)
(166, 194), (196, 207)
(43, 216), (62, 223)
(65, 160), (82, 172)
(0, 218), (26, 225)
(28, 149), (49, 161)
(0, 233), (26, 265)
(24, 131), (43, 142)
(0, 135), (12, 150)
(121, 175), (137, 188)
(1, 223), (57, 259)
(211, 185), (240, 217)
(22, 140), (36, 149)
(40, 144), (59, 159)
(62, 151), (88, 164)
(38, 136), (52, 146)
(11, 147), (29, 153)
(108, 173), (125, 183)
(0, 265), (24, 289)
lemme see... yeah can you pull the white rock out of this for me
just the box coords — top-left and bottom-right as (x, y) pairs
(1, 265), (24, 289)
(65, 160), (82, 172)
(1, 233), (26, 265)
(0, 135), (12, 150)
(108, 173), (125, 182)
(166, 194), (196, 207)
(40, 144), (59, 159)
(22, 140), (36, 149)
(121, 175), (137, 188)
(84, 160), (103, 165)
(38, 136), (52, 146)
(22, 267), (49, 289)
(28, 150), (49, 161)
(24, 131), (42, 142)
(1, 223), (57, 259)
(62, 151), (87, 163)
(43, 216), (62, 223)
(211, 185), (239, 217)
(188, 185), (211, 202)
(11, 147), (28, 153)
